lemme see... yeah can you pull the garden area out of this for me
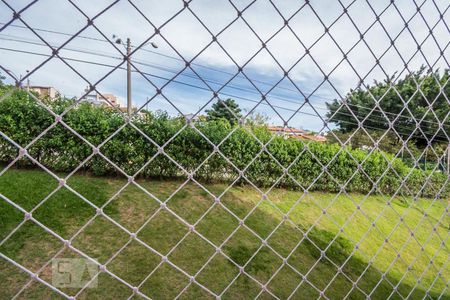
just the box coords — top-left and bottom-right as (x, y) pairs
(0, 77), (448, 299)
(0, 168), (448, 299)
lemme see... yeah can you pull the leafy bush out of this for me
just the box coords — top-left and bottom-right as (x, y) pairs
(0, 89), (447, 198)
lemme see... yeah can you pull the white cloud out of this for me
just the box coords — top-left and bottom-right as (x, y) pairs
(0, 0), (448, 130)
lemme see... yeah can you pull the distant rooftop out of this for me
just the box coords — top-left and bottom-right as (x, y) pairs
(267, 126), (326, 142)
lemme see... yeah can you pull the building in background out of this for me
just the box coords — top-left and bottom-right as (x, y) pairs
(29, 86), (59, 99)
(268, 126), (327, 142)
(82, 87), (120, 107)
(83, 88), (102, 105)
(100, 93), (119, 107)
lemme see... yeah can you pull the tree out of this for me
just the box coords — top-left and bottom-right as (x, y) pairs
(326, 67), (450, 146)
(326, 129), (426, 165)
(206, 98), (242, 125)
(245, 111), (269, 126)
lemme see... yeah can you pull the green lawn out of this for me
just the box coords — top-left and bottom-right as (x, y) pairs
(0, 168), (448, 299)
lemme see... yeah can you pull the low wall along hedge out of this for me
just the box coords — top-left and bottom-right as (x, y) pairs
(0, 89), (448, 198)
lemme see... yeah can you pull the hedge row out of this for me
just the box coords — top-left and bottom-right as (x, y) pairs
(0, 88), (448, 198)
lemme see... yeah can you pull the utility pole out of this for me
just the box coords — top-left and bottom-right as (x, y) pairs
(113, 34), (158, 116)
(26, 70), (30, 92)
(126, 38), (132, 117)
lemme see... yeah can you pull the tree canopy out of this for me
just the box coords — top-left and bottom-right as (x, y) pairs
(326, 67), (450, 146)
(206, 98), (242, 125)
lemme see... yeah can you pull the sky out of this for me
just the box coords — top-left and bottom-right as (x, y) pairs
(0, 0), (449, 132)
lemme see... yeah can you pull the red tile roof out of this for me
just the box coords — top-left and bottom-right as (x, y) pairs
(267, 126), (326, 142)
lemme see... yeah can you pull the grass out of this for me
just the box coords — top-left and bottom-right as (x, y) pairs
(0, 168), (448, 299)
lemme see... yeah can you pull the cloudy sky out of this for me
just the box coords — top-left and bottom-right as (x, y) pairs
(0, 0), (448, 131)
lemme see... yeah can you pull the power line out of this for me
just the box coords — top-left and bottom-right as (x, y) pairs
(1, 28), (448, 138)
(0, 40), (362, 122)
(0, 34), (316, 106)
(1, 34), (447, 137)
(0, 33), (447, 135)
(0, 22), (336, 100)
(0, 46), (367, 125)
(0, 22), (106, 43)
(1, 27), (446, 130)
(0, 46), (310, 114)
(1, 46), (449, 143)
(0, 35), (342, 122)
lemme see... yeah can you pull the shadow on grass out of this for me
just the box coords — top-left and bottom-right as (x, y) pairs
(220, 190), (445, 300)
(0, 169), (447, 299)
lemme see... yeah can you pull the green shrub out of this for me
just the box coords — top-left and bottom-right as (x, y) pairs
(0, 89), (447, 198)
